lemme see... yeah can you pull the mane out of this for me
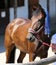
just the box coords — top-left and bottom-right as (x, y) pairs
(32, 4), (46, 18)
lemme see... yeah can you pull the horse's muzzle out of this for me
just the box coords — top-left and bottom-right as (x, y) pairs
(27, 36), (35, 42)
(26, 33), (35, 42)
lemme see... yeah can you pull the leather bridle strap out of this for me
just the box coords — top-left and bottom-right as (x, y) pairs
(35, 25), (44, 33)
(28, 25), (44, 34)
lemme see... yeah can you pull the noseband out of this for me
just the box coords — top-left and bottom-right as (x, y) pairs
(28, 17), (44, 35)
(28, 25), (44, 35)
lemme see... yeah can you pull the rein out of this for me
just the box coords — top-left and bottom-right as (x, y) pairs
(28, 27), (55, 49)
(36, 35), (55, 49)
(38, 37), (55, 49)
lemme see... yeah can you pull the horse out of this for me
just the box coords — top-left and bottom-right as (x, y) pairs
(4, 4), (50, 63)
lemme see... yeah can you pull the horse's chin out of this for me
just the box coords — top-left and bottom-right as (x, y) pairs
(33, 38), (39, 48)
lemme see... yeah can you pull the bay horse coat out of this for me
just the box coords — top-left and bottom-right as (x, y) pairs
(4, 4), (50, 63)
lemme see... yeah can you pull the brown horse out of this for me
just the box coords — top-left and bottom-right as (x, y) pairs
(4, 4), (50, 63)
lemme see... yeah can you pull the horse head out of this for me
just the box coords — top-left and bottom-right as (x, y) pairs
(27, 4), (46, 42)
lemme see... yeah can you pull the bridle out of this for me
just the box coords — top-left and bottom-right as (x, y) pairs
(28, 12), (45, 34)
(28, 18), (45, 45)
(28, 21), (54, 50)
(28, 18), (44, 35)
(28, 20), (52, 48)
(28, 25), (44, 35)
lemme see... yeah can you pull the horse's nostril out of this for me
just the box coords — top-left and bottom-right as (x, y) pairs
(30, 37), (32, 40)
(28, 37), (35, 42)
(26, 37), (32, 41)
(26, 33), (35, 42)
